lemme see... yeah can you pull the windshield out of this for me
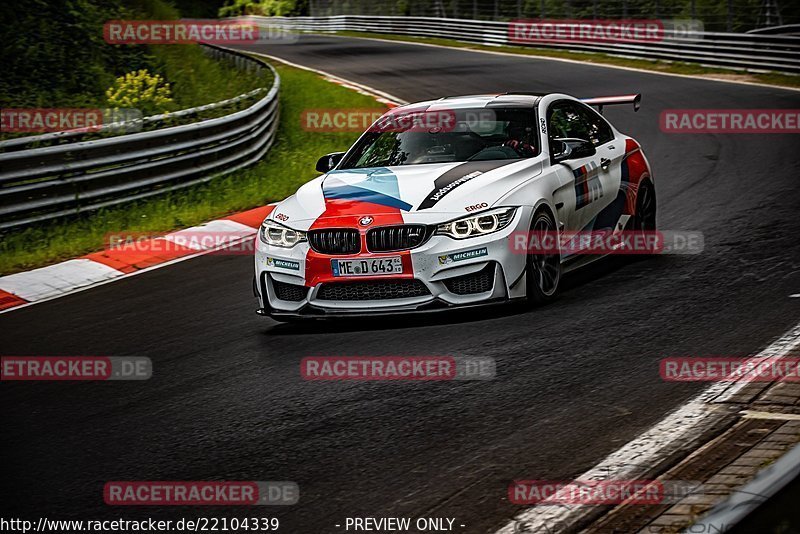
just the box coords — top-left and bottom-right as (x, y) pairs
(339, 107), (539, 169)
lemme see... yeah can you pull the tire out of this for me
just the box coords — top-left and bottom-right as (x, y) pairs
(624, 180), (657, 259)
(630, 179), (657, 232)
(525, 209), (561, 306)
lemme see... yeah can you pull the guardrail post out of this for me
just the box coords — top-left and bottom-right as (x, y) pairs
(727, 0), (733, 32)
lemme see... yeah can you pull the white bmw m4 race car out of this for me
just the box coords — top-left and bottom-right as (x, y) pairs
(254, 92), (655, 320)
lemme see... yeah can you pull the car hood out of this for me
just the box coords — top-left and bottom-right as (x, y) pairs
(270, 159), (543, 229)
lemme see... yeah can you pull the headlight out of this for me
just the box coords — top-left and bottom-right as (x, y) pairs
(435, 207), (517, 239)
(259, 219), (307, 248)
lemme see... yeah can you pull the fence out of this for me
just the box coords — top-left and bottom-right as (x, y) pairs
(307, 0), (799, 33)
(259, 15), (800, 73)
(0, 45), (280, 231)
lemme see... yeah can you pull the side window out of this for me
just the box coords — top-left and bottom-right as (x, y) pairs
(548, 101), (614, 147)
(579, 104), (614, 146)
(548, 102), (591, 141)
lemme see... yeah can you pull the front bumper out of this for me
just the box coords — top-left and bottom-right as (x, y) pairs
(254, 208), (531, 318)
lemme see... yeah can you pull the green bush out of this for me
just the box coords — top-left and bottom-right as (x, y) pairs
(218, 0), (308, 17)
(0, 0), (149, 108)
(0, 0), (265, 114)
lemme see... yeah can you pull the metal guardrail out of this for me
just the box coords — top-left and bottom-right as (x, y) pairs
(258, 15), (800, 74)
(748, 24), (800, 36)
(306, 0), (800, 33)
(688, 443), (800, 533)
(0, 45), (280, 231)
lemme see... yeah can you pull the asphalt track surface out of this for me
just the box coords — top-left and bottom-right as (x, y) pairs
(3, 36), (800, 533)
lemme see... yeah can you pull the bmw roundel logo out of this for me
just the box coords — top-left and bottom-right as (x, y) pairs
(359, 216), (374, 226)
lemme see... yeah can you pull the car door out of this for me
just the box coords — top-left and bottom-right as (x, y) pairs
(546, 100), (623, 240)
(574, 102), (627, 233)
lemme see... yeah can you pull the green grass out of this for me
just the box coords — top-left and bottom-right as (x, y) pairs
(0, 61), (387, 275)
(332, 31), (800, 89)
(0, 47), (271, 143)
(150, 45), (268, 112)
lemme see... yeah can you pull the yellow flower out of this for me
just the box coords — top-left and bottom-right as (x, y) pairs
(106, 69), (174, 115)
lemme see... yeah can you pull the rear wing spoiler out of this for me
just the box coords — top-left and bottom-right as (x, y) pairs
(581, 94), (641, 114)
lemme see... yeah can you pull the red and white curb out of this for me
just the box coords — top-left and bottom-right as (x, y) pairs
(0, 205), (275, 314)
(0, 56), (404, 315)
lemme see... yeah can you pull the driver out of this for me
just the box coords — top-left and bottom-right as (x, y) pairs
(503, 124), (537, 158)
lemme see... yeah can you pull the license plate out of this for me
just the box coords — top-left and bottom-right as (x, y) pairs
(331, 256), (403, 277)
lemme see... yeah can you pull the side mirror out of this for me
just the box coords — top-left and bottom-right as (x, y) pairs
(551, 138), (596, 163)
(315, 152), (345, 173)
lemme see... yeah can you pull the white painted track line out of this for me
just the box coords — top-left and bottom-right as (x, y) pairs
(316, 32), (800, 94)
(243, 50), (407, 106)
(495, 322), (800, 533)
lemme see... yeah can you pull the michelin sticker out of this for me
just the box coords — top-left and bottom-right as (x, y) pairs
(266, 257), (300, 271)
(438, 247), (488, 265)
